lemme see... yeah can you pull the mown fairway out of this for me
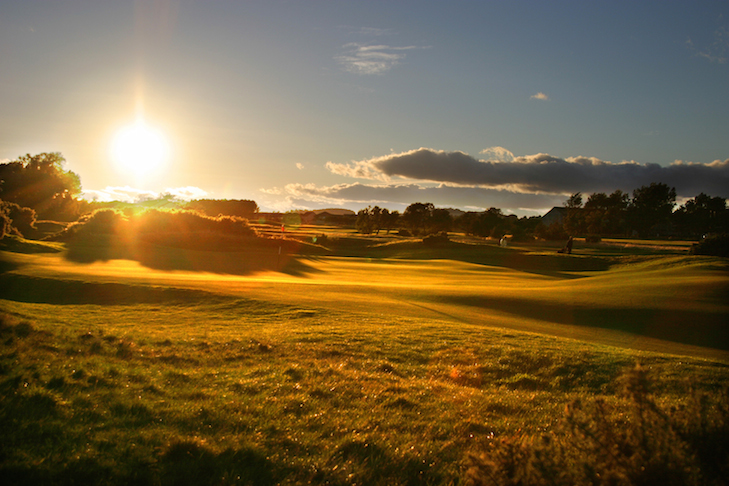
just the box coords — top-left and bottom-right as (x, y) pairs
(1, 234), (728, 484)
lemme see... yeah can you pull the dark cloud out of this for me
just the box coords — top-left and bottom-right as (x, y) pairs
(339, 148), (729, 198)
(283, 182), (565, 215)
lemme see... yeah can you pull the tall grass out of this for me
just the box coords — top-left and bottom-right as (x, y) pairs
(1, 298), (727, 485)
(1, 231), (728, 484)
(467, 365), (729, 486)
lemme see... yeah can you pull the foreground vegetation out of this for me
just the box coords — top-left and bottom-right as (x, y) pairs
(1, 231), (728, 485)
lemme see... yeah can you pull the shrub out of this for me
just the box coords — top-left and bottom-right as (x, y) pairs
(53, 209), (257, 245)
(0, 207), (10, 239)
(585, 235), (602, 243)
(0, 200), (37, 238)
(466, 364), (729, 486)
(534, 222), (568, 241)
(423, 232), (450, 246)
(690, 233), (729, 257)
(53, 208), (125, 240)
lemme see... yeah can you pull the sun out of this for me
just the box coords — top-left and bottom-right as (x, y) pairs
(111, 119), (170, 179)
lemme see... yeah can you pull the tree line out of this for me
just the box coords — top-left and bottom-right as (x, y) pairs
(550, 182), (728, 239)
(1, 153), (727, 242)
(355, 182), (728, 241)
(0, 153), (258, 239)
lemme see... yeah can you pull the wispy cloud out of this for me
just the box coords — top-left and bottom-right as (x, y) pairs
(325, 159), (390, 181)
(81, 185), (207, 203)
(296, 163), (304, 170)
(165, 186), (208, 200)
(530, 92), (549, 101)
(336, 43), (423, 75)
(327, 148), (729, 198)
(347, 26), (394, 37)
(687, 25), (728, 64)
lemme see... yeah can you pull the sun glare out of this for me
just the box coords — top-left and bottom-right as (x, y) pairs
(111, 120), (170, 179)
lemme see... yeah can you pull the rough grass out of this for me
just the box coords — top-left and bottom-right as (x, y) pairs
(1, 302), (727, 485)
(1, 233), (728, 484)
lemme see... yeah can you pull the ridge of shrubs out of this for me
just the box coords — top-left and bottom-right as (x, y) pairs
(49, 208), (259, 245)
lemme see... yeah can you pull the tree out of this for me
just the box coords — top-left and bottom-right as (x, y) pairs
(583, 190), (629, 236)
(673, 193), (728, 237)
(430, 208), (453, 234)
(355, 206), (390, 234)
(563, 193), (586, 235)
(403, 202), (435, 236)
(184, 199), (259, 218)
(355, 208), (374, 234)
(457, 208), (503, 237)
(0, 153), (82, 220)
(565, 192), (583, 209)
(380, 209), (400, 234)
(628, 183), (677, 237)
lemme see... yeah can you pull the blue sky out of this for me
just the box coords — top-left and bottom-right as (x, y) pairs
(1, 0), (727, 214)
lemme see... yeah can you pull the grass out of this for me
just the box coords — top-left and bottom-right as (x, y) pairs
(1, 232), (728, 484)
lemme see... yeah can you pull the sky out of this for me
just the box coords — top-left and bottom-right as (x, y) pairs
(1, 0), (728, 215)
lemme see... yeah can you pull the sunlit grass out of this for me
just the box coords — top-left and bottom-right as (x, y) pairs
(1, 233), (728, 483)
(2, 299), (727, 484)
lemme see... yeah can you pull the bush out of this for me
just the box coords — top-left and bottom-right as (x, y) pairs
(690, 233), (729, 257)
(466, 365), (729, 486)
(53, 209), (257, 244)
(0, 199), (37, 238)
(534, 222), (568, 241)
(585, 235), (602, 243)
(423, 232), (450, 246)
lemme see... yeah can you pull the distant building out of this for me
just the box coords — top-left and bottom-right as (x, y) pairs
(541, 207), (570, 226)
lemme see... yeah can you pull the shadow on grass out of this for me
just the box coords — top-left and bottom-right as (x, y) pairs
(0, 441), (278, 486)
(62, 235), (323, 277)
(0, 273), (233, 305)
(358, 240), (612, 279)
(0, 235), (63, 255)
(442, 294), (729, 351)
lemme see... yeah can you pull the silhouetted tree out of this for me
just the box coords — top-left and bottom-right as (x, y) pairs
(0, 153), (82, 220)
(565, 192), (583, 209)
(628, 183), (677, 237)
(674, 193), (728, 238)
(431, 208), (453, 233)
(380, 209), (400, 234)
(403, 202), (435, 236)
(583, 190), (629, 236)
(355, 208), (374, 234)
(563, 193), (586, 235)
(184, 199), (259, 218)
(457, 208), (503, 237)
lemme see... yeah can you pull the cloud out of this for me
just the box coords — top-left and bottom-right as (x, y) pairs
(479, 146), (515, 162)
(164, 186), (208, 200)
(530, 92), (549, 101)
(336, 43), (423, 75)
(329, 148), (729, 198)
(687, 25), (728, 64)
(81, 185), (207, 203)
(280, 182), (564, 215)
(352, 27), (393, 37)
(325, 160), (390, 181)
(296, 163), (304, 170)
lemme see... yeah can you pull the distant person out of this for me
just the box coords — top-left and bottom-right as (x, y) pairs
(558, 236), (574, 254)
(500, 236), (507, 248)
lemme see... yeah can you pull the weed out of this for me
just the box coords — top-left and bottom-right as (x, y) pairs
(466, 364), (729, 486)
